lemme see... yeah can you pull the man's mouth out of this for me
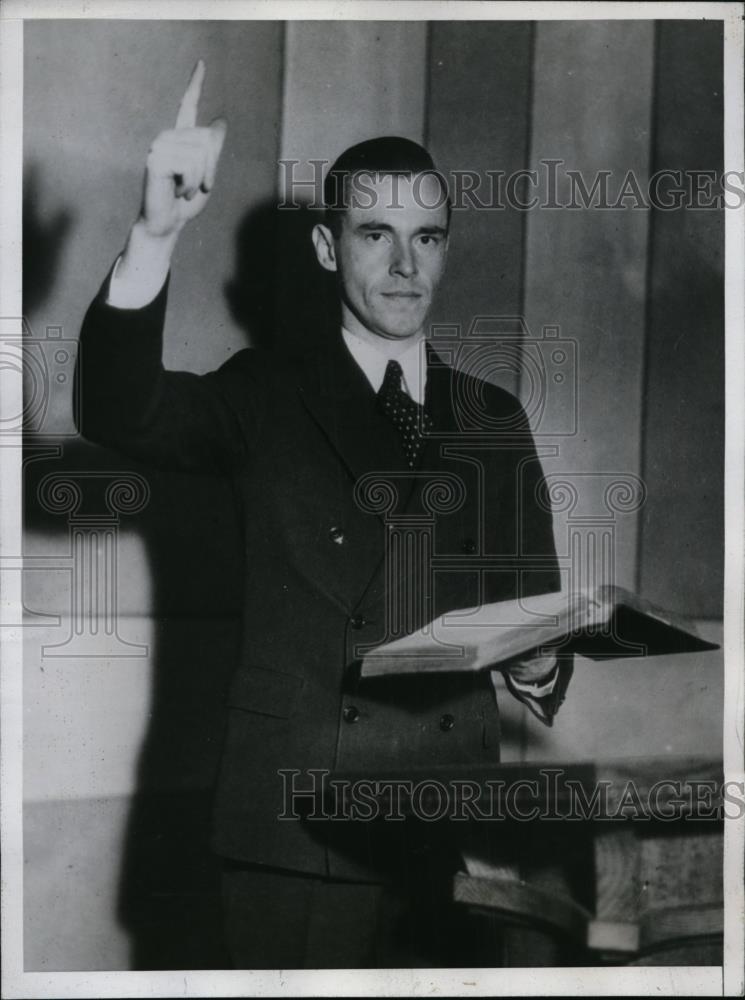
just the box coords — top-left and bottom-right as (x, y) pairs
(382, 291), (423, 299)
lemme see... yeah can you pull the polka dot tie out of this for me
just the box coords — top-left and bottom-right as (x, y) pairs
(377, 359), (432, 468)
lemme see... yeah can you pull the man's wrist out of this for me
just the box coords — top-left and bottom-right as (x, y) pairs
(506, 654), (559, 697)
(107, 219), (177, 309)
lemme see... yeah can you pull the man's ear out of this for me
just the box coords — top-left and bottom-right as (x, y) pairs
(312, 223), (337, 273)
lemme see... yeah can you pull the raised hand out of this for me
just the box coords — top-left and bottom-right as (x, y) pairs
(139, 59), (227, 239)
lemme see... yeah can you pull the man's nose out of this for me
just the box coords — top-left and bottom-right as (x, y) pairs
(389, 239), (417, 278)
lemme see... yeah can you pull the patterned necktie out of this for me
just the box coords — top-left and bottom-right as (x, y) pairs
(377, 358), (432, 468)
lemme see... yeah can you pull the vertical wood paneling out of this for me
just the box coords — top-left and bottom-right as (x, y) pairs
(166, 21), (284, 371)
(23, 19), (282, 613)
(522, 21), (655, 593)
(280, 21), (428, 191)
(427, 21), (533, 396)
(24, 21), (284, 385)
(638, 22), (724, 618)
(22, 23), (283, 969)
(275, 21), (428, 351)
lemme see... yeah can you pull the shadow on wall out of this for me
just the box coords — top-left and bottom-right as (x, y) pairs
(23, 189), (340, 969)
(226, 198), (341, 355)
(23, 164), (74, 316)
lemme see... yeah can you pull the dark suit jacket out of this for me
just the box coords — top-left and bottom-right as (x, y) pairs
(76, 272), (572, 878)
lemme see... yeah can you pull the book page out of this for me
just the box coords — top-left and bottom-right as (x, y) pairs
(361, 589), (603, 676)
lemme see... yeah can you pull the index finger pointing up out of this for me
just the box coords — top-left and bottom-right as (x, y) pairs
(175, 59), (205, 129)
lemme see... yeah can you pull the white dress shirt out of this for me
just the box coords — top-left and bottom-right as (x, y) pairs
(108, 250), (170, 310)
(341, 326), (427, 405)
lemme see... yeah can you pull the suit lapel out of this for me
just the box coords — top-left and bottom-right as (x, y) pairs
(298, 337), (463, 544)
(299, 338), (465, 621)
(298, 332), (410, 484)
(345, 344), (466, 629)
(421, 342), (460, 458)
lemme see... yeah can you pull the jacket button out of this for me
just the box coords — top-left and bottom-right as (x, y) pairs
(350, 615), (367, 630)
(439, 713), (455, 731)
(329, 526), (345, 544)
(343, 705), (360, 723)
(461, 538), (477, 555)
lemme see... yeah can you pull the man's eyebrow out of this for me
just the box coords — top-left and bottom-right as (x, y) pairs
(355, 222), (394, 232)
(355, 222), (448, 236)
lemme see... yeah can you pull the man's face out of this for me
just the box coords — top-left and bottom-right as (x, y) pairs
(314, 172), (449, 341)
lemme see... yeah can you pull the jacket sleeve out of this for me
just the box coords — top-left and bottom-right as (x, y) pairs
(489, 386), (573, 725)
(74, 266), (266, 475)
(514, 415), (561, 602)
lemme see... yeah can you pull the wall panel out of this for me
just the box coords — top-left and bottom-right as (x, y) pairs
(22, 20), (284, 971)
(522, 20), (655, 594)
(638, 22), (724, 618)
(24, 20), (284, 385)
(280, 21), (428, 177)
(275, 21), (428, 351)
(427, 21), (533, 395)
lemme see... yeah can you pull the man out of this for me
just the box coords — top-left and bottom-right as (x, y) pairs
(75, 61), (572, 968)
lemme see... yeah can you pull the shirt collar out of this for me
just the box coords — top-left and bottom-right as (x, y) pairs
(341, 327), (427, 405)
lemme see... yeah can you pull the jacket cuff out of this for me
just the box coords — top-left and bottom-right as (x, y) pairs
(107, 252), (171, 310)
(503, 653), (574, 728)
(507, 656), (559, 698)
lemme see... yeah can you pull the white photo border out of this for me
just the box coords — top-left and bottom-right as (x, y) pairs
(1, 2), (742, 997)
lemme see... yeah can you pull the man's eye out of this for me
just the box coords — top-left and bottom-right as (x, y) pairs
(365, 232), (385, 242)
(419, 235), (439, 247)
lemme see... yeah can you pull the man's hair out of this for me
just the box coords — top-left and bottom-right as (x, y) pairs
(323, 136), (451, 237)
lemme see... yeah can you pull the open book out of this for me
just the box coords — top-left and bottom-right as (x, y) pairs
(360, 585), (719, 678)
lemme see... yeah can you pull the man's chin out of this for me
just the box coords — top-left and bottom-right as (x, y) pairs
(379, 326), (423, 340)
(374, 311), (428, 340)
